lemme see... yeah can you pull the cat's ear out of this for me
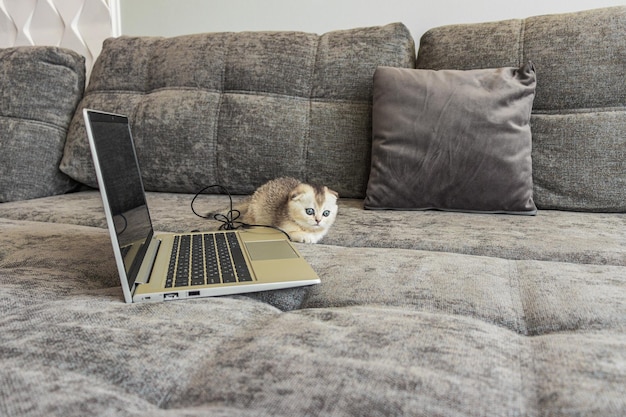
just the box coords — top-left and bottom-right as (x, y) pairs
(325, 186), (339, 199)
(290, 184), (308, 201)
(290, 190), (305, 201)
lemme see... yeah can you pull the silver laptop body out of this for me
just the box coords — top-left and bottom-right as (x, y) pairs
(84, 109), (320, 303)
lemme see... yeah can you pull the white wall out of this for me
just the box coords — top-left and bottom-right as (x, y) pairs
(0, 0), (118, 74)
(119, 0), (626, 42)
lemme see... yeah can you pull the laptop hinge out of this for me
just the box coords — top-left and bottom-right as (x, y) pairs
(134, 238), (160, 286)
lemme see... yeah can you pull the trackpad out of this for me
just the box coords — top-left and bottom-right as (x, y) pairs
(245, 241), (299, 261)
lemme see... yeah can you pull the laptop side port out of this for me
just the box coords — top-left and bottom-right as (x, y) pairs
(188, 290), (200, 297)
(164, 292), (179, 300)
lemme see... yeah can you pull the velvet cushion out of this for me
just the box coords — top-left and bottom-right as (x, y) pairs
(364, 62), (537, 214)
(0, 47), (85, 202)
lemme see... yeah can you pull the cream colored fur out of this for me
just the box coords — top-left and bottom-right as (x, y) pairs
(239, 177), (338, 244)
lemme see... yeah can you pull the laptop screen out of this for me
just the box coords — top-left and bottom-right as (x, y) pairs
(86, 111), (153, 287)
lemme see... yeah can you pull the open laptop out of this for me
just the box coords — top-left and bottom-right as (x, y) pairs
(84, 109), (320, 303)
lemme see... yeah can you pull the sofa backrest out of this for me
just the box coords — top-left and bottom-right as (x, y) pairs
(0, 47), (85, 203)
(60, 23), (416, 198)
(416, 6), (626, 212)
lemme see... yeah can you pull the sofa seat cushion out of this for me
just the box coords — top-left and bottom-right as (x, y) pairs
(1, 218), (624, 416)
(59, 24), (415, 199)
(0, 216), (309, 311)
(416, 6), (626, 211)
(0, 192), (623, 267)
(326, 200), (626, 266)
(0, 190), (222, 232)
(0, 47), (85, 202)
(297, 244), (626, 336)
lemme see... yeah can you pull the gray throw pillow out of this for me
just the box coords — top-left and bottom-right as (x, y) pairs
(364, 62), (537, 215)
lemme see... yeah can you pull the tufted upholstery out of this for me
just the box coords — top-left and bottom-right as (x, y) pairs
(0, 47), (84, 202)
(416, 6), (626, 211)
(60, 23), (415, 198)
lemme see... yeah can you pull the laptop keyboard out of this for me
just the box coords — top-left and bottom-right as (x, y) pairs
(165, 232), (252, 288)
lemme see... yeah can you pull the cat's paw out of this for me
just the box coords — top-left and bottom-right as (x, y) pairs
(289, 232), (321, 244)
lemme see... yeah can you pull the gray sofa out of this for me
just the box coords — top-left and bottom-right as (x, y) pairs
(1, 6), (624, 417)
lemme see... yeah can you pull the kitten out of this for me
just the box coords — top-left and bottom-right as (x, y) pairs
(238, 177), (338, 244)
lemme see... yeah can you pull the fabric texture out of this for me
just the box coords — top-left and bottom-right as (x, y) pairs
(0, 191), (623, 268)
(1, 6), (625, 417)
(0, 47), (85, 202)
(59, 24), (416, 198)
(1, 205), (625, 416)
(416, 6), (626, 212)
(365, 62), (537, 214)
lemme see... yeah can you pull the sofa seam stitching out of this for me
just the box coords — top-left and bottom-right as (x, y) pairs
(304, 35), (322, 183)
(81, 88), (371, 105)
(518, 18), (526, 67)
(510, 259), (532, 414)
(532, 107), (626, 114)
(0, 114), (68, 132)
(214, 34), (229, 187)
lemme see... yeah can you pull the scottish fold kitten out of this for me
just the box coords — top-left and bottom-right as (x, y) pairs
(238, 177), (338, 244)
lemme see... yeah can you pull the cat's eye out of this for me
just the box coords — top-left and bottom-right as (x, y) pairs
(322, 210), (331, 217)
(305, 208), (315, 215)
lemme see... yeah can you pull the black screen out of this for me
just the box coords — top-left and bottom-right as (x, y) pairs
(87, 111), (153, 286)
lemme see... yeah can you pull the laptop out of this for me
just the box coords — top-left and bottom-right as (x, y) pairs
(84, 109), (320, 303)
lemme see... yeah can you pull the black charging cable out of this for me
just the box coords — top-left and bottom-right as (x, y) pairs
(191, 184), (241, 230)
(191, 184), (292, 240)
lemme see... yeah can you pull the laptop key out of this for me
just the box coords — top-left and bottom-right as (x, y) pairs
(190, 235), (205, 285)
(175, 235), (191, 287)
(165, 236), (180, 288)
(204, 234), (221, 284)
(226, 233), (252, 282)
(215, 234), (236, 283)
